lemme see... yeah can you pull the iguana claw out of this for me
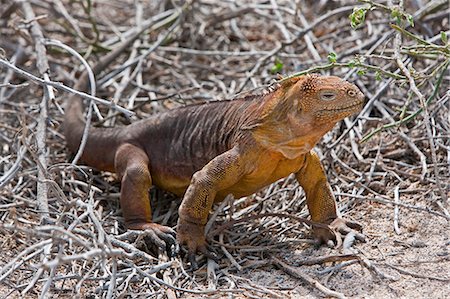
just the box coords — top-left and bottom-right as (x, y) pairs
(314, 217), (366, 248)
(177, 219), (217, 270)
(125, 223), (179, 257)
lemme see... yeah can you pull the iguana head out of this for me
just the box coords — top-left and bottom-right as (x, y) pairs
(281, 74), (364, 124)
(249, 74), (364, 158)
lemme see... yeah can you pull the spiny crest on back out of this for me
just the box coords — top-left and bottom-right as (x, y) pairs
(172, 81), (283, 111)
(231, 82), (281, 102)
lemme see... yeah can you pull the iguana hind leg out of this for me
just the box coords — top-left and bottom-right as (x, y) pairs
(115, 143), (178, 256)
(296, 151), (365, 246)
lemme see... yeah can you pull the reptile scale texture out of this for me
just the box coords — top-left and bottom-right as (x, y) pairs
(63, 37), (366, 268)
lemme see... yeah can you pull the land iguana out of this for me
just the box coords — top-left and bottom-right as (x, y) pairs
(64, 39), (365, 268)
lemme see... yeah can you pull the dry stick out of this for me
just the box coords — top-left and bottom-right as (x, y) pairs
(335, 192), (450, 220)
(42, 39), (99, 166)
(97, 5), (188, 86)
(358, 256), (399, 281)
(20, 2), (54, 296)
(208, 212), (333, 238)
(295, 7), (321, 61)
(100, 9), (175, 47)
(0, 145), (26, 188)
(236, 5), (356, 93)
(104, 4), (143, 126)
(332, 0), (446, 146)
(317, 260), (360, 276)
(83, 192), (118, 299)
(272, 256), (347, 299)
(43, 39), (101, 120)
(0, 58), (134, 116)
(39, 179), (123, 297)
(294, 254), (359, 266)
(205, 194), (233, 235)
(327, 76), (394, 149)
(117, 268), (137, 297)
(104, 13), (181, 127)
(372, 99), (428, 179)
(393, 186), (401, 235)
(0, 46), (27, 102)
(75, 260), (103, 294)
(231, 276), (285, 298)
(0, 82), (28, 89)
(360, 60), (449, 143)
(342, 232), (357, 254)
(207, 259), (218, 290)
(219, 233), (242, 271)
(211, 234), (312, 250)
(45, 176), (164, 263)
(0, 238), (52, 282)
(385, 263), (450, 282)
(123, 262), (242, 295)
(53, 0), (92, 44)
(393, 20), (447, 203)
(269, 0), (292, 40)
(21, 0), (50, 222)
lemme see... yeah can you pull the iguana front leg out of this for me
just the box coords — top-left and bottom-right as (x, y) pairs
(115, 143), (178, 256)
(296, 151), (365, 246)
(177, 146), (246, 268)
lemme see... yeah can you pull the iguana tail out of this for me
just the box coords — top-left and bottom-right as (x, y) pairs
(63, 32), (142, 171)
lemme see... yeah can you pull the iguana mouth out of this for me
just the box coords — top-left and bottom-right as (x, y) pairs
(322, 101), (364, 113)
(315, 100), (364, 121)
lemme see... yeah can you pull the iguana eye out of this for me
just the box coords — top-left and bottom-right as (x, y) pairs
(319, 91), (336, 101)
(347, 89), (356, 97)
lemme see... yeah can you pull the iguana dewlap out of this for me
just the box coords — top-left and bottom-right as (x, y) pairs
(65, 69), (365, 267)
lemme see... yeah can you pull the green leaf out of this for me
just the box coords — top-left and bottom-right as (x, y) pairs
(375, 71), (382, 81)
(347, 60), (357, 68)
(349, 7), (367, 29)
(357, 69), (366, 76)
(406, 14), (414, 27)
(390, 8), (401, 19)
(441, 31), (448, 44)
(391, 8), (402, 25)
(270, 58), (283, 74)
(327, 52), (337, 63)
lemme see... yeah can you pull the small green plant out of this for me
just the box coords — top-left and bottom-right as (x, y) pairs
(327, 52), (337, 63)
(350, 6), (369, 29)
(270, 58), (284, 74)
(375, 70), (382, 81)
(351, 1), (415, 29)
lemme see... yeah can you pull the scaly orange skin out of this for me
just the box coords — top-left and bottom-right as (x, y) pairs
(64, 72), (365, 264)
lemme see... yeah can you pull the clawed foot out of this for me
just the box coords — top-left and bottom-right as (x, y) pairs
(177, 219), (218, 270)
(120, 223), (179, 257)
(314, 217), (366, 248)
